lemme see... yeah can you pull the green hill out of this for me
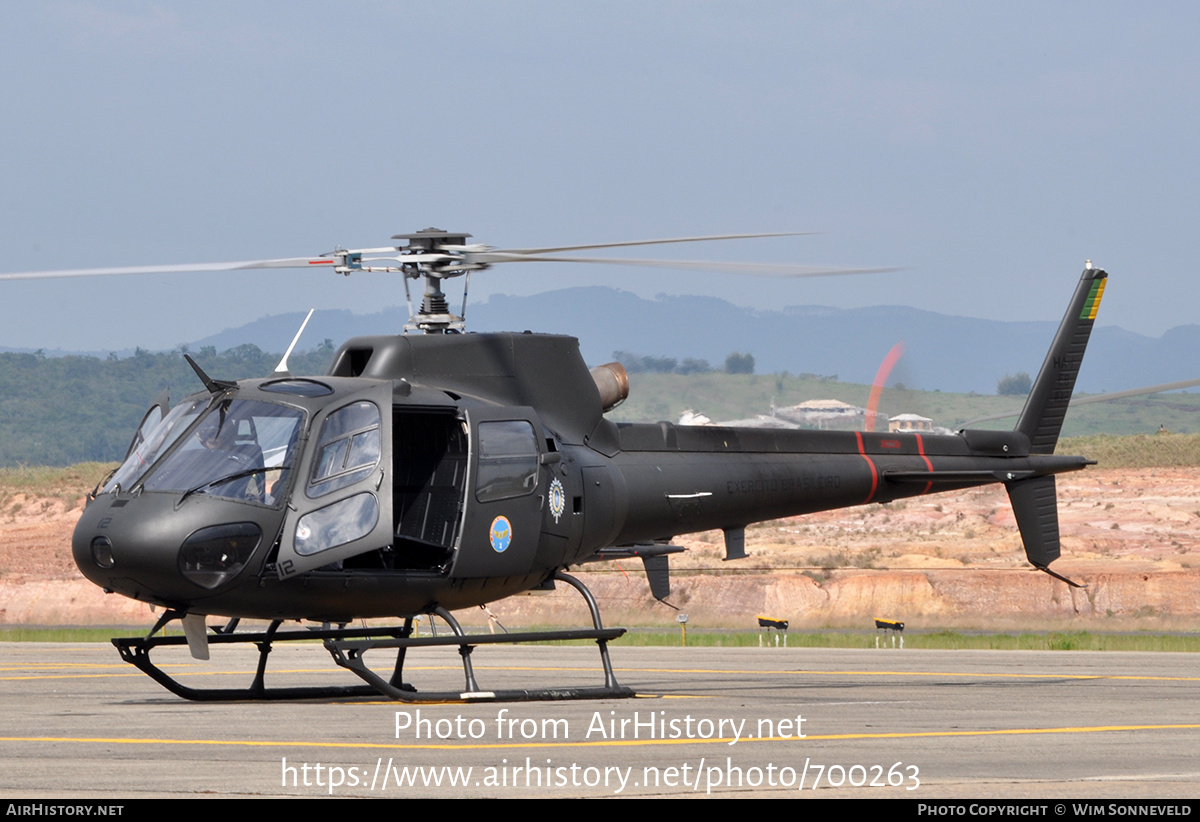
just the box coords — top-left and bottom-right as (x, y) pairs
(1, 349), (1195, 467)
(609, 371), (1200, 437)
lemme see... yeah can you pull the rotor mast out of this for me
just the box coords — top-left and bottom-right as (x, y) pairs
(391, 228), (476, 334)
(327, 227), (483, 334)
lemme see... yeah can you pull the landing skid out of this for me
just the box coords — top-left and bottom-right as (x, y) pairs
(112, 572), (634, 702)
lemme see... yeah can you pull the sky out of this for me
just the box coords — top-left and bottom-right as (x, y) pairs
(2, 2), (1199, 357)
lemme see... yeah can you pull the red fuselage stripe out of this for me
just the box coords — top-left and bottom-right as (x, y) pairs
(915, 433), (934, 495)
(855, 431), (879, 503)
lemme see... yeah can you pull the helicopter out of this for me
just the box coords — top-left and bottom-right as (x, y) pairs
(5, 229), (1105, 702)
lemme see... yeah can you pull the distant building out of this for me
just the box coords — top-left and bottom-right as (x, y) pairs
(888, 413), (933, 432)
(678, 409), (797, 429)
(774, 400), (866, 431)
(681, 401), (937, 433)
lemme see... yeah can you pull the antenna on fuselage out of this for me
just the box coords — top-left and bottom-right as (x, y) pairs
(273, 309), (316, 376)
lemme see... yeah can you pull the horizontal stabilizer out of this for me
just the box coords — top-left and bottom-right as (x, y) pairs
(885, 469), (1035, 484)
(592, 543), (682, 602)
(593, 543), (686, 561)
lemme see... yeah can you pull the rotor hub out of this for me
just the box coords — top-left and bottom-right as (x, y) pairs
(392, 228), (473, 252)
(388, 228), (476, 334)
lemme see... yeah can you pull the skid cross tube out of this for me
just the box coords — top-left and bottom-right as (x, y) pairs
(325, 572), (633, 702)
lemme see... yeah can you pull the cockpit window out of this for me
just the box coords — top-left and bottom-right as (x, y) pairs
(102, 398), (208, 494)
(475, 420), (539, 502)
(260, 379), (334, 397)
(307, 401), (382, 499)
(141, 399), (305, 507)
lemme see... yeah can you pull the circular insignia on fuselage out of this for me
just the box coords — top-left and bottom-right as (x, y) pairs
(548, 478), (566, 523)
(489, 515), (513, 553)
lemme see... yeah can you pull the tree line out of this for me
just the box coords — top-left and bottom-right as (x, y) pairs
(0, 343), (335, 467)
(613, 350), (756, 375)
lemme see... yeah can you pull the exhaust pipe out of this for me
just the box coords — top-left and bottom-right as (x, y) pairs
(590, 362), (629, 412)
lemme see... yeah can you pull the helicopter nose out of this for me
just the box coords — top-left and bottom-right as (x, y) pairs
(72, 495), (276, 606)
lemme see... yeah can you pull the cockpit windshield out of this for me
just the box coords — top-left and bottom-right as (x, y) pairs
(113, 398), (306, 507)
(102, 398), (209, 495)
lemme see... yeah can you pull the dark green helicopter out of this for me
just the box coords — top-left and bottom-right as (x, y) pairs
(3, 230), (1106, 701)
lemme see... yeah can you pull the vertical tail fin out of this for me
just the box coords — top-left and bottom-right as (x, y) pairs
(1007, 474), (1061, 568)
(1016, 264), (1107, 454)
(1007, 263), (1106, 575)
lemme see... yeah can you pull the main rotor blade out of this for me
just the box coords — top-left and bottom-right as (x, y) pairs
(0, 232), (862, 280)
(0, 257), (339, 281)
(958, 376), (1200, 428)
(498, 231), (816, 256)
(472, 252), (898, 278)
(0, 252), (454, 281)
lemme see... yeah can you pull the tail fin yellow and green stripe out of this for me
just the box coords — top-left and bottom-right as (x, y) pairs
(1079, 275), (1106, 321)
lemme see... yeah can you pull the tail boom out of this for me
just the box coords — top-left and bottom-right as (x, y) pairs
(601, 265), (1106, 578)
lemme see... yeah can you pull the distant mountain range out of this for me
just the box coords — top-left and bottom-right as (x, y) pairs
(11, 287), (1200, 395)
